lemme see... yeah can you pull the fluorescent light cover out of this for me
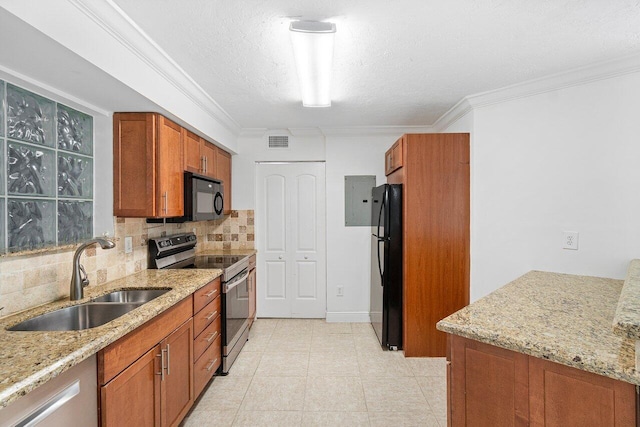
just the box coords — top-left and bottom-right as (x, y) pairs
(289, 21), (336, 108)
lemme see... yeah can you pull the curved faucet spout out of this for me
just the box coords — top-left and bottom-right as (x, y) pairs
(70, 238), (116, 301)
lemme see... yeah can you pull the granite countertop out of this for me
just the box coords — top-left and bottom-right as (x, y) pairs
(0, 268), (222, 409)
(437, 270), (639, 385)
(613, 259), (640, 339)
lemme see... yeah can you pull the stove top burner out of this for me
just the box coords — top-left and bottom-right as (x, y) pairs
(193, 255), (245, 270)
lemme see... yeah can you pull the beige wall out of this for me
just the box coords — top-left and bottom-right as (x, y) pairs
(0, 210), (254, 316)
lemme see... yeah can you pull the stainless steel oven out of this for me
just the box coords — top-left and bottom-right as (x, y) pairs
(221, 266), (250, 374)
(148, 232), (251, 374)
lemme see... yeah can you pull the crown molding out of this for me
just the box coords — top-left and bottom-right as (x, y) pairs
(432, 98), (473, 132)
(434, 52), (640, 130)
(68, 0), (241, 135)
(320, 125), (434, 137)
(239, 128), (269, 138)
(0, 65), (110, 117)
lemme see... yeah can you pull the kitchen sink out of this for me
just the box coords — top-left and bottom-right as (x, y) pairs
(7, 303), (144, 331)
(91, 289), (170, 303)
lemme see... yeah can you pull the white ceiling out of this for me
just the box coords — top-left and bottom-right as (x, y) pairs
(109, 0), (640, 129)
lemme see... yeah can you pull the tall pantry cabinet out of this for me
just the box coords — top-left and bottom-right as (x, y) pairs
(386, 133), (470, 357)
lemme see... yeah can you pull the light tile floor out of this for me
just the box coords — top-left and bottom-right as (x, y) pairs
(183, 319), (447, 426)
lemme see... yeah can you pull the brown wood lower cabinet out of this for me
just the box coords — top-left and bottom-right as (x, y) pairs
(100, 345), (161, 426)
(160, 320), (194, 427)
(98, 283), (225, 426)
(99, 297), (195, 427)
(448, 335), (636, 427)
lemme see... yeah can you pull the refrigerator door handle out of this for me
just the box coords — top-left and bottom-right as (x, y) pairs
(377, 239), (384, 285)
(377, 188), (386, 238)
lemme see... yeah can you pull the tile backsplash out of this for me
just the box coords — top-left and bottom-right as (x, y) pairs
(0, 210), (254, 317)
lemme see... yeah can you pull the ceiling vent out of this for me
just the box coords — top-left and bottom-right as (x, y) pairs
(268, 135), (289, 149)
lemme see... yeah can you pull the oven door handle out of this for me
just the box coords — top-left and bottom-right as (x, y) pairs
(223, 270), (250, 293)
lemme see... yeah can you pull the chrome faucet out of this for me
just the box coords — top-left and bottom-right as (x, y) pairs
(70, 238), (116, 301)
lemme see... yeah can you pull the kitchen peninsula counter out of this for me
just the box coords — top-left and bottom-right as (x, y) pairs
(0, 268), (222, 409)
(437, 270), (639, 385)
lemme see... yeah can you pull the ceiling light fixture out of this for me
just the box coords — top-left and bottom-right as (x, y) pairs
(289, 20), (336, 108)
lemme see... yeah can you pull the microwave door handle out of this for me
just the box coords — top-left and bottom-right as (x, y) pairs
(214, 192), (224, 215)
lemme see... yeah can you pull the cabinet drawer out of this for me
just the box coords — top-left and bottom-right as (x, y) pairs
(194, 314), (221, 361)
(194, 334), (221, 397)
(194, 295), (221, 337)
(193, 278), (221, 314)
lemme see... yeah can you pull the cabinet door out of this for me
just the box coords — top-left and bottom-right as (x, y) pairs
(248, 268), (256, 324)
(201, 141), (218, 179)
(160, 319), (194, 427)
(392, 136), (403, 170)
(384, 136), (404, 175)
(113, 112), (156, 217)
(156, 116), (184, 217)
(216, 148), (232, 214)
(183, 129), (203, 175)
(449, 335), (529, 427)
(101, 345), (161, 427)
(529, 357), (635, 427)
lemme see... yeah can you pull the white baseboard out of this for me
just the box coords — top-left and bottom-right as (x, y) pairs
(325, 311), (370, 323)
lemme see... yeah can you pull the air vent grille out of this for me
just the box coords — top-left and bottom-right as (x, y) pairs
(268, 135), (289, 148)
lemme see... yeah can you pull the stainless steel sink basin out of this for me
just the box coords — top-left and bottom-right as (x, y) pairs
(91, 289), (170, 303)
(7, 303), (143, 331)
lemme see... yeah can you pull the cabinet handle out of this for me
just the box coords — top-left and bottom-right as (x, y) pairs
(205, 310), (218, 321)
(162, 192), (168, 213)
(200, 156), (205, 174)
(204, 289), (217, 298)
(206, 358), (219, 372)
(166, 344), (171, 376)
(157, 352), (165, 381)
(205, 156), (208, 174)
(206, 331), (218, 343)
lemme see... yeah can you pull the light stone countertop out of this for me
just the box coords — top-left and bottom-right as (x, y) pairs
(437, 271), (639, 385)
(0, 268), (222, 409)
(613, 259), (640, 340)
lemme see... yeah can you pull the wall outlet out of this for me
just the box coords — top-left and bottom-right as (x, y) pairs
(563, 231), (579, 250)
(124, 236), (133, 254)
(336, 286), (344, 296)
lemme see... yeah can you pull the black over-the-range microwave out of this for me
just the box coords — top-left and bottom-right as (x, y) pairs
(154, 172), (224, 223)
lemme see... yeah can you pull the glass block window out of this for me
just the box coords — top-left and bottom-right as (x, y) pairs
(1, 80), (94, 253)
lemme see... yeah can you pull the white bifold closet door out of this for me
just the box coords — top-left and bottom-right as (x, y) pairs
(256, 162), (326, 318)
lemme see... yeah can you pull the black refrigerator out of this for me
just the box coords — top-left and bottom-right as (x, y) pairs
(370, 184), (403, 350)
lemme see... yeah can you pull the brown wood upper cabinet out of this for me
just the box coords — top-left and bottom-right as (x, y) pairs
(183, 129), (218, 180)
(216, 148), (232, 214)
(385, 136), (404, 175)
(113, 113), (184, 218)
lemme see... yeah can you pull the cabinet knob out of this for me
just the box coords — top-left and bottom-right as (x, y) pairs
(304, 256), (308, 260)
(278, 256), (283, 260)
